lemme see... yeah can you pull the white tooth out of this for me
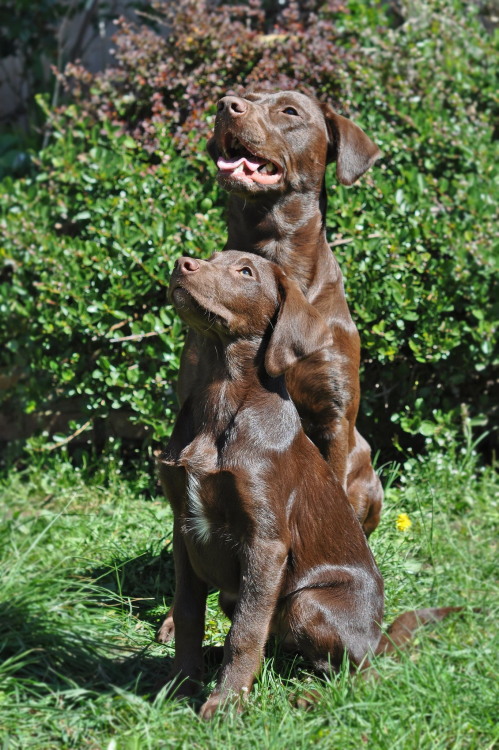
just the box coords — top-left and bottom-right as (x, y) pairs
(262, 162), (276, 174)
(234, 163), (244, 173)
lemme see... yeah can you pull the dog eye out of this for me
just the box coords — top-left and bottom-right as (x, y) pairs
(283, 107), (299, 116)
(239, 267), (253, 277)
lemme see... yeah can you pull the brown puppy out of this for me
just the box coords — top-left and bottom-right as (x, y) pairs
(197, 90), (382, 536)
(158, 251), (457, 719)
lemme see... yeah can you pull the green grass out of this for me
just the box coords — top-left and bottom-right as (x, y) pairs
(0, 443), (497, 749)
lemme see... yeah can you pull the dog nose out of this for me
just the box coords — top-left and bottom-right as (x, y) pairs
(177, 257), (200, 274)
(217, 96), (248, 116)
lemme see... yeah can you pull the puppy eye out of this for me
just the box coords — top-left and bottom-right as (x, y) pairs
(283, 107), (299, 116)
(239, 267), (253, 277)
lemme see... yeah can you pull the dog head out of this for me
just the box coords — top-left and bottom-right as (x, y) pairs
(169, 250), (333, 374)
(207, 89), (381, 196)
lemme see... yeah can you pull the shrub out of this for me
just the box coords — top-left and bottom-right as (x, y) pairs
(0, 0), (497, 459)
(330, 1), (498, 452)
(0, 122), (224, 451)
(57, 0), (349, 153)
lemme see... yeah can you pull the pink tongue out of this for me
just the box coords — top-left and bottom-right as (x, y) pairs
(217, 156), (265, 172)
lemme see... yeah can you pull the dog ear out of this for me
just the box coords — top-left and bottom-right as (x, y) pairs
(265, 273), (333, 378)
(320, 102), (381, 186)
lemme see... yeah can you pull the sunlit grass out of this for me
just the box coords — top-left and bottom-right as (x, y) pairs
(0, 443), (497, 749)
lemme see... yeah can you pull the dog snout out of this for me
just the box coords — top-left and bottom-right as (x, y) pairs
(176, 257), (200, 275)
(217, 96), (248, 117)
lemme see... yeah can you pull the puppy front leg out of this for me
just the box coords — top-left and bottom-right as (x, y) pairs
(168, 522), (207, 697)
(200, 540), (287, 720)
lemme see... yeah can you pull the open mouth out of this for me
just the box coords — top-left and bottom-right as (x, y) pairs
(217, 134), (281, 186)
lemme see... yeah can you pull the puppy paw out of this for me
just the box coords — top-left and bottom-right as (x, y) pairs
(199, 687), (249, 720)
(155, 614), (175, 644)
(199, 695), (222, 721)
(163, 674), (200, 700)
(290, 680), (321, 710)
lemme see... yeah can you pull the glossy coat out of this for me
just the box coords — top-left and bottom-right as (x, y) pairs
(159, 252), (385, 718)
(204, 90), (383, 534)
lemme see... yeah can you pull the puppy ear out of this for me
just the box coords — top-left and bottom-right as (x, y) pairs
(265, 274), (333, 378)
(320, 102), (381, 186)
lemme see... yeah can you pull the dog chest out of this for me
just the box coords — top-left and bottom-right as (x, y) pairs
(184, 471), (212, 545)
(182, 468), (245, 593)
(181, 468), (249, 543)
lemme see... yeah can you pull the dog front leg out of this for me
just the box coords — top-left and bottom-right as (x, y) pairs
(309, 415), (350, 489)
(167, 522), (207, 697)
(199, 539), (288, 720)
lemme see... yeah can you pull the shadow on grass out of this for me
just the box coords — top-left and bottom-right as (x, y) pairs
(0, 605), (310, 714)
(82, 544), (176, 629)
(0, 598), (178, 698)
(0, 545), (178, 700)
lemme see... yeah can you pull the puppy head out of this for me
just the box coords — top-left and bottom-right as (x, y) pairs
(169, 250), (332, 374)
(168, 250), (279, 340)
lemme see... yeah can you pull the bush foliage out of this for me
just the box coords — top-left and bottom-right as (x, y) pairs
(0, 0), (497, 458)
(59, 0), (350, 152)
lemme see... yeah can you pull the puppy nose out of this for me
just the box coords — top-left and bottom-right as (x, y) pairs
(177, 257), (200, 274)
(217, 96), (248, 116)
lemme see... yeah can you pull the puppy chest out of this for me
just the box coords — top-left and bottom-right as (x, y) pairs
(184, 472), (213, 545)
(182, 470), (248, 547)
(181, 470), (249, 593)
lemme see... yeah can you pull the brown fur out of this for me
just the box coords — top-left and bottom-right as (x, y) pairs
(158, 252), (460, 719)
(157, 91), (382, 645)
(207, 90), (382, 532)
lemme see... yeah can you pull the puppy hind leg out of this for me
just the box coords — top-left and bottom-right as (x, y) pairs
(285, 589), (350, 675)
(282, 588), (351, 710)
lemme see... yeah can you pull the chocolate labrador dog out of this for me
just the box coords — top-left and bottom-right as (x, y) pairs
(159, 251), (459, 719)
(156, 89), (384, 645)
(197, 90), (382, 534)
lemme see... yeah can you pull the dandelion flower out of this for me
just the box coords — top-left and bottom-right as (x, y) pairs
(396, 512), (412, 532)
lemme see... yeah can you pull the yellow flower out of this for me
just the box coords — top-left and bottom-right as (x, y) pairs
(396, 512), (412, 532)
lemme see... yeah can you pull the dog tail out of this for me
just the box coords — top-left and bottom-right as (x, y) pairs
(375, 606), (465, 655)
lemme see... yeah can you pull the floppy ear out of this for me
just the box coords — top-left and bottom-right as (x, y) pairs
(265, 274), (333, 378)
(320, 102), (381, 186)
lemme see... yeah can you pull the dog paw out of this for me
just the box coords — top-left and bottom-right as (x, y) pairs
(289, 681), (321, 710)
(199, 687), (249, 720)
(163, 674), (200, 700)
(159, 665), (203, 700)
(155, 615), (175, 644)
(199, 695), (222, 721)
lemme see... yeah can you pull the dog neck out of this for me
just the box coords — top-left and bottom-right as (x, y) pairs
(225, 189), (338, 295)
(183, 334), (297, 448)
